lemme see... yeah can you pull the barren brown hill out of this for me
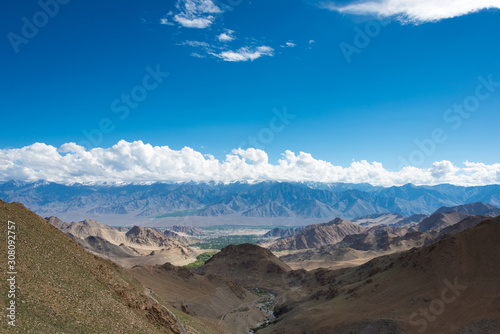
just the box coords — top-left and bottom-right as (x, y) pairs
(50, 218), (129, 244)
(195, 243), (292, 294)
(279, 247), (387, 271)
(417, 212), (471, 232)
(170, 225), (204, 236)
(48, 218), (195, 267)
(0, 200), (183, 333)
(263, 226), (304, 239)
(433, 202), (500, 216)
(269, 218), (367, 251)
(436, 215), (489, 240)
(126, 225), (183, 248)
(131, 262), (267, 333)
(279, 215), (491, 272)
(163, 229), (192, 244)
(46, 215), (70, 229)
(74, 234), (142, 258)
(261, 216), (500, 334)
(333, 226), (407, 252)
(352, 213), (406, 226)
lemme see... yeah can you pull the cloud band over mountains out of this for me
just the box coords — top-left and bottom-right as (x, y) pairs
(1, 140), (499, 186)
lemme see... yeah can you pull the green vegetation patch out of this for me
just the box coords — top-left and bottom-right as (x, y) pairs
(184, 252), (217, 269)
(155, 209), (200, 218)
(189, 235), (260, 249)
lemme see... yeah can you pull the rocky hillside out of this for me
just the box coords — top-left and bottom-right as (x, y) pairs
(263, 227), (304, 238)
(262, 217), (500, 334)
(131, 262), (266, 333)
(416, 212), (471, 232)
(126, 226), (179, 248)
(74, 235), (141, 258)
(162, 230), (192, 245)
(47, 218), (194, 267)
(269, 218), (367, 250)
(351, 212), (406, 226)
(0, 200), (182, 333)
(170, 225), (204, 236)
(434, 201), (500, 216)
(196, 243), (292, 294)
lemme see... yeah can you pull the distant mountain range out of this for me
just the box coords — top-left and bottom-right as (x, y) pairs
(1, 180), (500, 223)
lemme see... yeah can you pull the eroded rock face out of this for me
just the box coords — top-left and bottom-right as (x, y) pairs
(269, 218), (367, 250)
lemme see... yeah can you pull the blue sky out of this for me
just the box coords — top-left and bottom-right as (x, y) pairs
(1, 0), (500, 185)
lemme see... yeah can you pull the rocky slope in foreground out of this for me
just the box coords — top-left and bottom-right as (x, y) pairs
(0, 200), (182, 333)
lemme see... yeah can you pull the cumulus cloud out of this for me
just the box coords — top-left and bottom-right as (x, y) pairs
(1, 141), (499, 186)
(429, 160), (460, 182)
(217, 30), (235, 42)
(214, 46), (274, 62)
(173, 0), (223, 28)
(323, 0), (500, 23)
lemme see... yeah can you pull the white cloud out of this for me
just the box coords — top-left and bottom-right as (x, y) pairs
(160, 18), (175, 26)
(282, 41), (296, 48)
(167, 2), (276, 62)
(323, 0), (500, 23)
(174, 16), (214, 28)
(181, 40), (211, 48)
(181, 40), (215, 57)
(190, 52), (206, 58)
(173, 0), (223, 28)
(218, 30), (235, 42)
(214, 46), (274, 62)
(309, 40), (315, 44)
(429, 160), (459, 180)
(180, 39), (273, 62)
(1, 140), (499, 186)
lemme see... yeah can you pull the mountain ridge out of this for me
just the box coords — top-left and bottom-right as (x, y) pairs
(268, 218), (367, 250)
(2, 181), (499, 225)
